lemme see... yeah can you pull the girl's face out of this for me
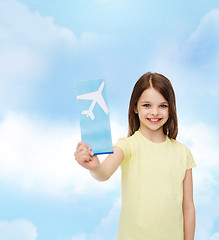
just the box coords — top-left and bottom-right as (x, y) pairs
(135, 87), (169, 136)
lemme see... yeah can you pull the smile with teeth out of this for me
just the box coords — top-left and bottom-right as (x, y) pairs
(147, 118), (162, 123)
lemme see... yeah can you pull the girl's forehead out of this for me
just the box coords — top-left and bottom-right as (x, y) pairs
(139, 88), (167, 102)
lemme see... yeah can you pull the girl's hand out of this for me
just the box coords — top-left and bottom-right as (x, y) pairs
(74, 142), (100, 171)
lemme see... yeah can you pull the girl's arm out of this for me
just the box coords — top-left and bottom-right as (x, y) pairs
(74, 142), (124, 181)
(183, 169), (196, 240)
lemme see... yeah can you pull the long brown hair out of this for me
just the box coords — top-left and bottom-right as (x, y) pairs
(128, 72), (178, 139)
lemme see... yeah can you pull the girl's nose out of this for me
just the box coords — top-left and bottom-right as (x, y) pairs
(151, 107), (159, 115)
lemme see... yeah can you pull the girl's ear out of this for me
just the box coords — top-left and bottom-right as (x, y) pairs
(134, 106), (138, 114)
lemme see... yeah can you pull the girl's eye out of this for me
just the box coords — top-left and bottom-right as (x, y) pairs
(144, 104), (150, 107)
(160, 104), (168, 108)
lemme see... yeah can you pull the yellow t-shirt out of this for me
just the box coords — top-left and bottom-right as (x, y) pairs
(114, 131), (196, 240)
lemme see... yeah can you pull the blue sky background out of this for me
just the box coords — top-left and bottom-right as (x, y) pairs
(0, 0), (219, 239)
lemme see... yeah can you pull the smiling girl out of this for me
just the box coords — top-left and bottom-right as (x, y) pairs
(74, 72), (196, 240)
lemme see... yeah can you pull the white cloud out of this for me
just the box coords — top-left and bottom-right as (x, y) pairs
(71, 197), (120, 240)
(148, 8), (219, 98)
(178, 123), (219, 169)
(210, 233), (219, 240)
(79, 32), (110, 49)
(96, 0), (122, 3)
(0, 111), (126, 198)
(0, 219), (37, 240)
(71, 233), (87, 240)
(190, 8), (219, 43)
(89, 197), (120, 240)
(0, 0), (111, 113)
(187, 8), (219, 74)
(178, 123), (219, 240)
(0, 0), (76, 50)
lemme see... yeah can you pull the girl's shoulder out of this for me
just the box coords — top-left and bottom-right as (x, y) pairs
(169, 138), (196, 169)
(115, 131), (139, 145)
(169, 137), (191, 149)
(168, 138), (194, 160)
(113, 132), (140, 164)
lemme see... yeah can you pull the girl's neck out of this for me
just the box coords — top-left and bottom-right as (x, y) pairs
(138, 127), (166, 143)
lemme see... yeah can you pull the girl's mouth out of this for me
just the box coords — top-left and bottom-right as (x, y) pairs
(147, 118), (162, 123)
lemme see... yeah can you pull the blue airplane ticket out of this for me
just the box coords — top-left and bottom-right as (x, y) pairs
(76, 79), (114, 155)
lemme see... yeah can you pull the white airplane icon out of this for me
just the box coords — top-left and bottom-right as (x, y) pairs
(77, 81), (109, 120)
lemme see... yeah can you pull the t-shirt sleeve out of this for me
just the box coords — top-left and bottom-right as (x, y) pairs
(186, 147), (196, 170)
(114, 138), (131, 165)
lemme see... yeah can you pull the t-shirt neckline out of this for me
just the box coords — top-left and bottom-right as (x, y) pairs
(136, 130), (168, 145)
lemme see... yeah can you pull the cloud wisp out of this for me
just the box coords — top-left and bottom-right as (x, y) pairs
(0, 219), (37, 240)
(0, 111), (125, 199)
(178, 123), (219, 240)
(0, 0), (111, 114)
(148, 8), (219, 99)
(71, 197), (121, 240)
